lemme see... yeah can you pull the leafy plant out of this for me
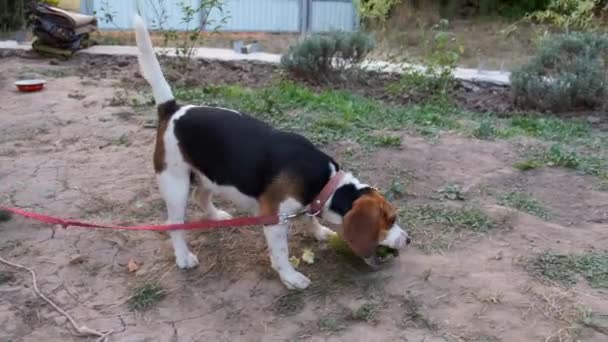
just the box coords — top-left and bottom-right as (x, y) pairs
(356, 0), (402, 27)
(281, 31), (375, 82)
(389, 20), (462, 99)
(511, 32), (608, 112)
(155, 0), (228, 68)
(97, 0), (228, 70)
(526, 0), (599, 32)
(1, 0), (60, 32)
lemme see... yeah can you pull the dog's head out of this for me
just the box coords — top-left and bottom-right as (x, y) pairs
(325, 185), (410, 268)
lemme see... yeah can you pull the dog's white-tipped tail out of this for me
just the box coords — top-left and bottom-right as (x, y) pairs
(133, 14), (173, 104)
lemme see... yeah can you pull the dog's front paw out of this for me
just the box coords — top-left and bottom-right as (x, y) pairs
(176, 252), (199, 269)
(279, 270), (311, 290)
(314, 225), (337, 241)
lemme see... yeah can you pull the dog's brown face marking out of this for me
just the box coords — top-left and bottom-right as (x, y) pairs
(341, 189), (397, 258)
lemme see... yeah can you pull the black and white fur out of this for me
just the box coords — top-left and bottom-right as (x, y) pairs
(133, 14), (409, 289)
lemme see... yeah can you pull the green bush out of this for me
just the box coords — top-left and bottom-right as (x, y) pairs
(526, 0), (599, 31)
(511, 32), (608, 112)
(280, 31), (375, 82)
(356, 0), (402, 26)
(0, 0), (60, 32)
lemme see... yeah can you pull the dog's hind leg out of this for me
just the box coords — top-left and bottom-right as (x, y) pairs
(192, 176), (232, 220)
(304, 216), (337, 241)
(158, 168), (199, 269)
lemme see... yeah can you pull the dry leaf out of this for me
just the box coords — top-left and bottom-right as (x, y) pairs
(289, 256), (300, 268)
(127, 259), (140, 273)
(69, 255), (84, 265)
(302, 248), (315, 264)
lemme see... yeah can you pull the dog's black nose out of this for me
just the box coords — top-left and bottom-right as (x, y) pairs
(406, 237), (411, 245)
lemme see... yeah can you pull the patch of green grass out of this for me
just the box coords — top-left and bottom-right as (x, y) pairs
(517, 144), (607, 177)
(399, 292), (437, 330)
(368, 134), (402, 147)
(514, 159), (543, 171)
(0, 210), (12, 223)
(351, 300), (383, 323)
(108, 90), (130, 107)
(399, 204), (500, 253)
(127, 281), (167, 312)
(385, 168), (412, 201)
(595, 180), (608, 192)
(437, 184), (465, 201)
(272, 291), (306, 316)
(405, 205), (497, 233)
(530, 251), (608, 288)
(498, 115), (593, 145)
(582, 311), (608, 335)
(473, 120), (497, 140)
(498, 191), (548, 220)
(173, 81), (607, 169)
(174, 82), (460, 146)
(112, 133), (130, 147)
(318, 315), (347, 334)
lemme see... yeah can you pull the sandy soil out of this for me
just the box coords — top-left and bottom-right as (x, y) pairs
(1, 55), (607, 342)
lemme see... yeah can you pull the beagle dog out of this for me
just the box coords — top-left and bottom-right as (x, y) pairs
(133, 15), (410, 290)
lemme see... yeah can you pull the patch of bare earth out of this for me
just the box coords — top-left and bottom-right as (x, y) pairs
(1, 56), (607, 342)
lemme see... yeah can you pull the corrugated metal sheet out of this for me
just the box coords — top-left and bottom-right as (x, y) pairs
(207, 0), (300, 32)
(310, 0), (356, 32)
(92, 0), (200, 30)
(88, 0), (356, 32)
(138, 0), (201, 31)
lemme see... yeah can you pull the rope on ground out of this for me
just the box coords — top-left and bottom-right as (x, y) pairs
(0, 255), (113, 341)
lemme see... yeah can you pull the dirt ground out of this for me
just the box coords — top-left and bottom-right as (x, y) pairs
(1, 54), (608, 342)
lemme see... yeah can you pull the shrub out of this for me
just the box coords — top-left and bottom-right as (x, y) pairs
(526, 0), (599, 31)
(1, 0), (60, 32)
(511, 32), (608, 112)
(280, 31), (375, 82)
(388, 21), (461, 100)
(356, 0), (402, 26)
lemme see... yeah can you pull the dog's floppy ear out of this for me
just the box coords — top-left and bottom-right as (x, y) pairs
(341, 196), (382, 258)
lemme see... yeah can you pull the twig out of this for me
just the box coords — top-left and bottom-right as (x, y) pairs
(0, 255), (113, 341)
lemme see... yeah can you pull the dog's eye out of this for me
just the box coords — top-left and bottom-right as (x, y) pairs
(387, 212), (396, 226)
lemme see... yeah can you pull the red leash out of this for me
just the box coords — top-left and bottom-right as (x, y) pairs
(0, 171), (346, 232)
(0, 206), (279, 231)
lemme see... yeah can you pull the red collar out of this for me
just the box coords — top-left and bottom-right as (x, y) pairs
(308, 170), (346, 216)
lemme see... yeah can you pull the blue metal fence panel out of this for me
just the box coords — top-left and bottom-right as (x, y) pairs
(92, 0), (200, 30)
(89, 0), (356, 32)
(139, 0), (201, 30)
(206, 0), (300, 32)
(310, 0), (356, 32)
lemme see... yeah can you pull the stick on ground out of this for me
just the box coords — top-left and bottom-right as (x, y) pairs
(0, 255), (113, 341)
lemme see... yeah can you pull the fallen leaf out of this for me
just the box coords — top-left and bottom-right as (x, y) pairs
(302, 248), (315, 264)
(127, 259), (140, 273)
(289, 256), (300, 268)
(69, 255), (84, 265)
